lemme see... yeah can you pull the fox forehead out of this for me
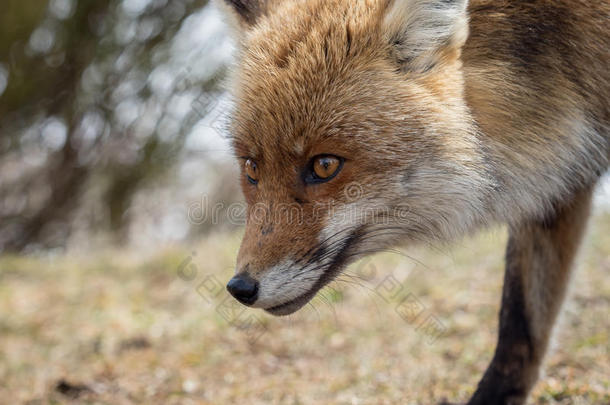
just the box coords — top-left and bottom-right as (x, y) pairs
(242, 0), (385, 71)
(229, 0), (398, 158)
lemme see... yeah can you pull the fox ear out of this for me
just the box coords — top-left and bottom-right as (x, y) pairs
(217, 0), (267, 28)
(383, 0), (469, 72)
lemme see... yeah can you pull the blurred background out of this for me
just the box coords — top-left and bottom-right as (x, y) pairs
(0, 0), (241, 255)
(0, 1), (608, 404)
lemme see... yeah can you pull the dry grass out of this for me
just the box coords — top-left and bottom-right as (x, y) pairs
(1, 212), (609, 405)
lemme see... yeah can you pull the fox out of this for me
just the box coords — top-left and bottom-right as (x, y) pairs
(216, 0), (609, 403)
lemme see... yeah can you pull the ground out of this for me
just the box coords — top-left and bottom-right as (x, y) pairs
(0, 212), (609, 405)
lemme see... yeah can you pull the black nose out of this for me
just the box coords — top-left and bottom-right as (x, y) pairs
(226, 273), (259, 305)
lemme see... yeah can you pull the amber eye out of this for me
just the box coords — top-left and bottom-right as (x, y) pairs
(245, 159), (259, 184)
(307, 155), (343, 184)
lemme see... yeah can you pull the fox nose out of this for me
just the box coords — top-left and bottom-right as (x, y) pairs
(226, 273), (259, 305)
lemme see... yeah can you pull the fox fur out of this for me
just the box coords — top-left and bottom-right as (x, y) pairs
(218, 0), (609, 403)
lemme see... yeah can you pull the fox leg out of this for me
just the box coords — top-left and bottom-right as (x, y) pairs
(467, 186), (594, 405)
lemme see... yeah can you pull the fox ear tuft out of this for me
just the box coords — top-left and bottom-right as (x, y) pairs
(383, 0), (469, 72)
(220, 0), (266, 27)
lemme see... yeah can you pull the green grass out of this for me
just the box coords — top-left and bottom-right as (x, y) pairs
(0, 213), (608, 404)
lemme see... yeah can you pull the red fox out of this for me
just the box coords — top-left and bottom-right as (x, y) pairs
(217, 0), (609, 403)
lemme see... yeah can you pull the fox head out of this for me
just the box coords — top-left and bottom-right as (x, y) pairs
(219, 0), (490, 315)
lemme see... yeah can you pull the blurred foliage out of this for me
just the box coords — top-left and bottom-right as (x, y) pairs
(0, 0), (230, 252)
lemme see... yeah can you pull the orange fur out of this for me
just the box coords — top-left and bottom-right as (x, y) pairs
(218, 0), (609, 403)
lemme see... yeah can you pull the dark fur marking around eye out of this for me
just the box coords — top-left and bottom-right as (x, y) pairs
(224, 0), (262, 25)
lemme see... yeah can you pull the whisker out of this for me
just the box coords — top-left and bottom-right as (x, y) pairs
(318, 287), (341, 326)
(332, 277), (385, 318)
(306, 301), (321, 322)
(293, 227), (354, 265)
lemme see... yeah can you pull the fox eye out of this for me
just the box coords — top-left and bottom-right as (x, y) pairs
(306, 155), (344, 184)
(245, 159), (259, 184)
